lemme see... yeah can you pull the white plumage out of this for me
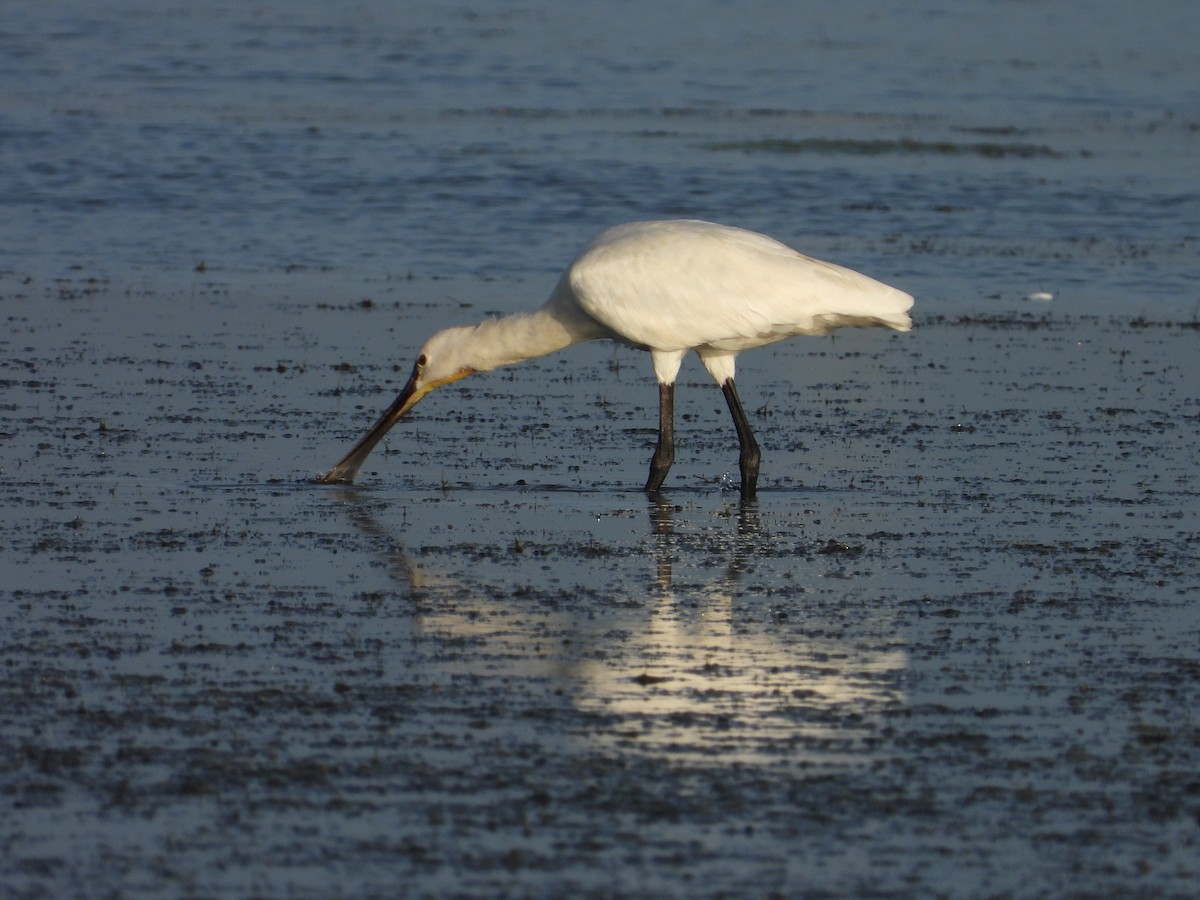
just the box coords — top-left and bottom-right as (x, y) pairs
(320, 219), (913, 496)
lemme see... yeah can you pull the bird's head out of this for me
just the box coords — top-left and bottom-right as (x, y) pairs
(411, 324), (483, 392)
(317, 326), (478, 485)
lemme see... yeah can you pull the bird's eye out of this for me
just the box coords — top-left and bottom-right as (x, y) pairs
(417, 354), (428, 368)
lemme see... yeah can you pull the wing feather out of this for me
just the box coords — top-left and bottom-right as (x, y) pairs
(568, 220), (912, 352)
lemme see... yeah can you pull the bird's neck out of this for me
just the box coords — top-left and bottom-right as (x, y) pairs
(460, 286), (605, 374)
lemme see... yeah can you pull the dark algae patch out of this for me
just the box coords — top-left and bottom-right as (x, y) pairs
(706, 137), (1068, 159)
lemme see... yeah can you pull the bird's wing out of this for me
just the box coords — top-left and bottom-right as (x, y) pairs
(569, 221), (912, 352)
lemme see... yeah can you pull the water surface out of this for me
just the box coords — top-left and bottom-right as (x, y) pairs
(3, 0), (1196, 314)
(2, 2), (1198, 897)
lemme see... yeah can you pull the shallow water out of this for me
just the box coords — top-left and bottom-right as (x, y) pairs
(4, 0), (1198, 315)
(3, 1), (1199, 897)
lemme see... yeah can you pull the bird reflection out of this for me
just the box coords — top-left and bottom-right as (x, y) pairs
(647, 495), (761, 591)
(327, 489), (906, 767)
(329, 487), (427, 604)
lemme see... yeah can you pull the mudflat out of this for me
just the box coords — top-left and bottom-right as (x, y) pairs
(3, 271), (1197, 897)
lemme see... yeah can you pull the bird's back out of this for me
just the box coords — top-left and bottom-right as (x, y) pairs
(562, 220), (912, 352)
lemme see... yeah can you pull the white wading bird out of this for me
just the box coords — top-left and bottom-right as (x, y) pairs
(319, 219), (913, 497)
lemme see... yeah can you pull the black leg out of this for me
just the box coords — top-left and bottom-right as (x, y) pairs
(721, 378), (760, 498)
(646, 382), (675, 493)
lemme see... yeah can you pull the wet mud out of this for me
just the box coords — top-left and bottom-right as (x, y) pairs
(2, 273), (1198, 897)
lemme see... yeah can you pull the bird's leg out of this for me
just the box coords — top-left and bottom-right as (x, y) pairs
(646, 382), (675, 494)
(721, 378), (760, 498)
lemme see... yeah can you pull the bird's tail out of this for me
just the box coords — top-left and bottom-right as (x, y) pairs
(812, 287), (914, 334)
